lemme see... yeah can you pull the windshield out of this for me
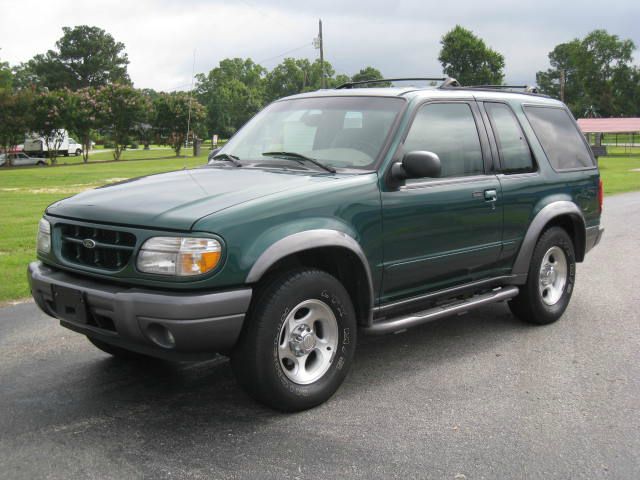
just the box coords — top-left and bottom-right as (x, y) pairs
(215, 96), (405, 170)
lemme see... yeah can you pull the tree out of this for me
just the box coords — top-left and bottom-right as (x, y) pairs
(0, 89), (33, 167)
(14, 26), (130, 90)
(0, 57), (12, 91)
(438, 25), (505, 86)
(30, 89), (73, 165)
(96, 84), (148, 160)
(537, 30), (639, 117)
(196, 58), (266, 137)
(265, 58), (341, 101)
(350, 66), (390, 87)
(154, 92), (206, 156)
(66, 88), (101, 162)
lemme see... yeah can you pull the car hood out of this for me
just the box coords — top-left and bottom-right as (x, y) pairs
(46, 166), (338, 231)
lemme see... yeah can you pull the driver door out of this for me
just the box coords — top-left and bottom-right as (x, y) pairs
(380, 101), (503, 303)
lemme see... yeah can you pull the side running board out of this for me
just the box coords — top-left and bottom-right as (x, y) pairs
(363, 286), (519, 335)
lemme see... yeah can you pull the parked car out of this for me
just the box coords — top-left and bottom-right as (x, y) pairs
(24, 129), (70, 157)
(29, 78), (603, 411)
(0, 152), (47, 167)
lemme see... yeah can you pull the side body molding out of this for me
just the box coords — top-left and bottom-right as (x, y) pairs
(246, 228), (374, 311)
(511, 200), (586, 279)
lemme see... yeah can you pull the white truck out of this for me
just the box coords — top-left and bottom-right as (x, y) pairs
(24, 130), (82, 157)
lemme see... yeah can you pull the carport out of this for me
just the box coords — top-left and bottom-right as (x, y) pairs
(577, 118), (640, 157)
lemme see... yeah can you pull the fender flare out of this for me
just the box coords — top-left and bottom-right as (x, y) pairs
(245, 229), (374, 312)
(512, 201), (586, 278)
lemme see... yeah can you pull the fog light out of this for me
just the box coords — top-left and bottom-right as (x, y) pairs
(146, 323), (176, 349)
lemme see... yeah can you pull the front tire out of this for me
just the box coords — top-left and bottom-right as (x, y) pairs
(231, 269), (357, 411)
(509, 226), (576, 325)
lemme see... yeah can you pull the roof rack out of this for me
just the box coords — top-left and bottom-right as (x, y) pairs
(468, 84), (540, 94)
(336, 77), (458, 89)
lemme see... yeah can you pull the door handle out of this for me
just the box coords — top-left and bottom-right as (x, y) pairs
(484, 189), (498, 202)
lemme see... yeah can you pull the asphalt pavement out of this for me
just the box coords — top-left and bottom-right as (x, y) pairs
(1, 193), (639, 479)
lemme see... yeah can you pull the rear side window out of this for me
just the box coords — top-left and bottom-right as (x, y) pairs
(485, 103), (535, 174)
(403, 103), (484, 178)
(524, 106), (595, 170)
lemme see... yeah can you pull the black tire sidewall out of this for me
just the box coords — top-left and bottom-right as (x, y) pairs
(235, 269), (357, 410)
(526, 227), (576, 323)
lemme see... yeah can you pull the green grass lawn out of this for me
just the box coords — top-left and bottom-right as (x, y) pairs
(598, 147), (640, 195)
(0, 151), (209, 302)
(0, 147), (639, 303)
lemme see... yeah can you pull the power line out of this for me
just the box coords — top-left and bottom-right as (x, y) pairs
(256, 43), (313, 66)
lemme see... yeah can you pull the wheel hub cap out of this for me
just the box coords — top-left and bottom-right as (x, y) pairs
(277, 299), (339, 385)
(289, 324), (317, 357)
(538, 246), (568, 306)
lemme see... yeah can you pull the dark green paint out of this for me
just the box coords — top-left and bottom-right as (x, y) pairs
(40, 88), (601, 308)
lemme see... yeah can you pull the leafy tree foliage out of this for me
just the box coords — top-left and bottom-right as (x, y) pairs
(0, 89), (33, 167)
(30, 90), (73, 165)
(195, 58), (266, 137)
(349, 66), (391, 87)
(14, 26), (130, 90)
(66, 88), (101, 162)
(0, 58), (12, 91)
(264, 58), (341, 101)
(537, 30), (640, 117)
(96, 84), (148, 160)
(154, 92), (206, 156)
(438, 25), (505, 86)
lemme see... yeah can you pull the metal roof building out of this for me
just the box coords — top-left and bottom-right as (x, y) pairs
(577, 118), (640, 134)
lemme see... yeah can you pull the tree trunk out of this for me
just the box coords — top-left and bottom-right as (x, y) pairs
(82, 133), (90, 163)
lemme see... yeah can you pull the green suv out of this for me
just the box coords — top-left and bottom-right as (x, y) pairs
(28, 78), (604, 411)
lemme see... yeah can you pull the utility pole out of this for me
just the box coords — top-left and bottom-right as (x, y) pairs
(315, 19), (326, 89)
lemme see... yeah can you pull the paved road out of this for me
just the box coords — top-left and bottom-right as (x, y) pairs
(1, 193), (639, 479)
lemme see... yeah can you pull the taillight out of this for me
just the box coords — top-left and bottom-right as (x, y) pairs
(598, 179), (604, 213)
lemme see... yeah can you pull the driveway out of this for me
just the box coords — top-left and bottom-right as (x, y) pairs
(1, 193), (638, 479)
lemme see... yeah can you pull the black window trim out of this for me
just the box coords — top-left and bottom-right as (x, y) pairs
(482, 100), (538, 175)
(522, 103), (598, 173)
(384, 98), (493, 189)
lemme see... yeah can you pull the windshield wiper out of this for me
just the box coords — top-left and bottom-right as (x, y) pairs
(211, 153), (242, 167)
(261, 151), (336, 173)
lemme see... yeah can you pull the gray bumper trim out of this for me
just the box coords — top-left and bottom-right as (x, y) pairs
(28, 261), (252, 359)
(585, 225), (604, 254)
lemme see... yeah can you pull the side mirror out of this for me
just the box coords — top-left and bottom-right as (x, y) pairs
(208, 147), (221, 161)
(391, 151), (441, 180)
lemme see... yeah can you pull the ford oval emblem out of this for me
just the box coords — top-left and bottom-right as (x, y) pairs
(83, 239), (97, 249)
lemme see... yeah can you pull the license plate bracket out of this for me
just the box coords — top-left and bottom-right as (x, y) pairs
(53, 285), (87, 324)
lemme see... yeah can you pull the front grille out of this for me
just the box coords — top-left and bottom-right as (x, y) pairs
(59, 223), (136, 271)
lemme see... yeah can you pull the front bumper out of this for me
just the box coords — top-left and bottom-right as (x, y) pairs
(28, 261), (252, 360)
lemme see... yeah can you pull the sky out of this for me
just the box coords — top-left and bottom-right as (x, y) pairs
(1, 0), (639, 92)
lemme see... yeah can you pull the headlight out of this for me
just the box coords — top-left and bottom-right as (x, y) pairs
(36, 218), (51, 254)
(137, 237), (222, 276)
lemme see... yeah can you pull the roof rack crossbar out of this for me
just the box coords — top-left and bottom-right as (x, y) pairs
(470, 84), (540, 93)
(336, 77), (449, 89)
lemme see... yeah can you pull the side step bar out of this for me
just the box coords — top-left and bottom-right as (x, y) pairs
(363, 286), (519, 335)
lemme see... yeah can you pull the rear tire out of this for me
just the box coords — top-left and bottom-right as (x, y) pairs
(87, 337), (150, 360)
(509, 226), (576, 325)
(231, 268), (357, 411)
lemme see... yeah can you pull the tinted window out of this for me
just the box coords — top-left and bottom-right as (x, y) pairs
(404, 103), (484, 178)
(485, 103), (534, 173)
(524, 106), (595, 170)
